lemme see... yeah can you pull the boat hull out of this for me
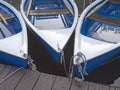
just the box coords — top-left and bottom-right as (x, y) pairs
(0, 1), (28, 67)
(74, 47), (120, 78)
(27, 26), (61, 64)
(0, 51), (27, 68)
(73, 0), (120, 78)
(21, 0), (78, 64)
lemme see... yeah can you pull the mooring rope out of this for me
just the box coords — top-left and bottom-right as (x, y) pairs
(20, 50), (37, 71)
(0, 67), (23, 84)
(70, 52), (88, 80)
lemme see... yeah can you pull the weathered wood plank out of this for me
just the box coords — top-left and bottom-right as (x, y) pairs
(116, 87), (120, 90)
(7, 66), (19, 74)
(111, 78), (120, 88)
(0, 67), (25, 90)
(0, 64), (119, 90)
(0, 65), (12, 80)
(29, 9), (70, 16)
(52, 76), (72, 90)
(0, 64), (5, 75)
(89, 14), (120, 26)
(88, 82), (100, 90)
(15, 70), (40, 90)
(109, 86), (115, 90)
(99, 85), (109, 90)
(33, 73), (56, 90)
(70, 80), (89, 90)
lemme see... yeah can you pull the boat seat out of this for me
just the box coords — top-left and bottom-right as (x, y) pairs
(110, 0), (120, 3)
(89, 14), (120, 26)
(0, 14), (14, 21)
(29, 9), (70, 16)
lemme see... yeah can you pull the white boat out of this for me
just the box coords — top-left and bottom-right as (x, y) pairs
(73, 0), (120, 79)
(20, 0), (78, 63)
(0, 1), (28, 67)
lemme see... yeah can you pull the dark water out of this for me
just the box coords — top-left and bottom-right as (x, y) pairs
(3, 0), (120, 86)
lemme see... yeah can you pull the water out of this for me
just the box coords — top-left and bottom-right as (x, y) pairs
(2, 0), (120, 87)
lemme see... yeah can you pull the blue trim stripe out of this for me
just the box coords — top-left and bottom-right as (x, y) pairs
(0, 51), (27, 68)
(74, 47), (120, 78)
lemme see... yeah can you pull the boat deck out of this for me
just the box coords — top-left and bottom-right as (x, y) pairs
(0, 64), (119, 90)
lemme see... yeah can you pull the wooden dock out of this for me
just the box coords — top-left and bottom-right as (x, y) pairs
(0, 64), (119, 90)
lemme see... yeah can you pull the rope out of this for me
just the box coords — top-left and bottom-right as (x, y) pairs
(27, 55), (37, 71)
(0, 67), (23, 84)
(57, 43), (70, 77)
(61, 50), (69, 77)
(77, 52), (88, 75)
(70, 52), (88, 80)
(20, 50), (37, 71)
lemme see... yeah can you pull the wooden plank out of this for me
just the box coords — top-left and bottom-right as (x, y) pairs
(109, 86), (115, 90)
(116, 87), (120, 90)
(29, 9), (70, 16)
(70, 80), (89, 90)
(99, 85), (109, 90)
(86, 0), (109, 18)
(52, 76), (72, 90)
(88, 82), (100, 90)
(89, 14), (120, 26)
(0, 64), (5, 75)
(7, 66), (19, 74)
(26, 0), (32, 16)
(63, 0), (73, 15)
(0, 14), (14, 21)
(15, 70), (40, 90)
(0, 13), (8, 25)
(110, 78), (120, 88)
(0, 64), (118, 90)
(0, 67), (25, 90)
(33, 73), (56, 90)
(0, 65), (12, 80)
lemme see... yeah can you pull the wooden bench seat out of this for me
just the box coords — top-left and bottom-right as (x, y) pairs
(29, 9), (70, 16)
(0, 14), (14, 21)
(89, 14), (120, 26)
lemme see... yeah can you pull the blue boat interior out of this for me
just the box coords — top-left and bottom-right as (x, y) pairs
(0, 3), (22, 40)
(81, 1), (120, 43)
(24, 0), (74, 29)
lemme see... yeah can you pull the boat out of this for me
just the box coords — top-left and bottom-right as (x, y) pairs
(73, 0), (120, 79)
(20, 0), (78, 63)
(0, 1), (28, 68)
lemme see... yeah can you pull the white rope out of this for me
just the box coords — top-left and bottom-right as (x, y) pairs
(69, 52), (88, 80)
(57, 43), (70, 77)
(20, 50), (37, 71)
(61, 50), (69, 77)
(77, 52), (88, 75)
(0, 67), (23, 84)
(27, 55), (37, 71)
